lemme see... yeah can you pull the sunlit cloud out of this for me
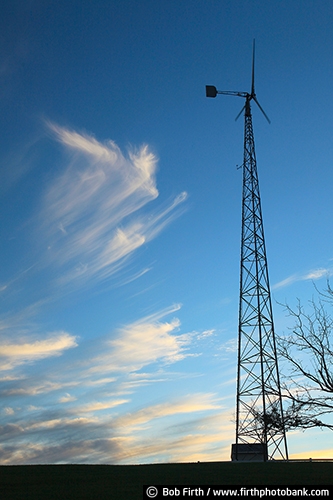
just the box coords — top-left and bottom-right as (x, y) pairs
(40, 122), (187, 289)
(109, 318), (187, 371)
(0, 332), (77, 371)
(76, 400), (129, 414)
(0, 120), (233, 465)
(85, 304), (192, 375)
(2, 380), (79, 397)
(0, 306), (191, 403)
(26, 417), (98, 431)
(114, 393), (222, 429)
(290, 448), (333, 460)
(59, 393), (77, 403)
(0, 393), (231, 464)
(85, 377), (117, 387)
(112, 409), (234, 464)
(0, 292), (238, 465)
(0, 436), (125, 465)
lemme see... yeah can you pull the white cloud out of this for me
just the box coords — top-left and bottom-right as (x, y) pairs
(302, 268), (329, 280)
(49, 125), (119, 164)
(110, 319), (185, 369)
(111, 404), (233, 464)
(85, 377), (117, 387)
(4, 407), (14, 415)
(87, 304), (191, 374)
(196, 329), (215, 340)
(26, 417), (98, 432)
(273, 267), (332, 290)
(222, 338), (237, 352)
(272, 274), (298, 290)
(3, 380), (79, 396)
(6, 394), (225, 464)
(59, 393), (77, 403)
(76, 400), (129, 414)
(40, 123), (187, 289)
(0, 332), (77, 371)
(114, 393), (222, 430)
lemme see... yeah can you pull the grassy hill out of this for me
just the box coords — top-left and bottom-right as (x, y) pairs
(0, 461), (332, 500)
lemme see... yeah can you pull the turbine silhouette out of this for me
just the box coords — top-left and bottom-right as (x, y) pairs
(206, 40), (288, 462)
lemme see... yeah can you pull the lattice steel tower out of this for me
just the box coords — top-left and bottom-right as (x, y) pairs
(206, 41), (288, 461)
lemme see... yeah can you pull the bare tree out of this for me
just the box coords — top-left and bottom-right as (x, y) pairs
(277, 283), (333, 432)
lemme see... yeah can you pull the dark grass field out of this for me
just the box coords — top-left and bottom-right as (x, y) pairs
(0, 462), (332, 500)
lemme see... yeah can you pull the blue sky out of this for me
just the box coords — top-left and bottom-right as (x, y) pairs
(1, 0), (333, 464)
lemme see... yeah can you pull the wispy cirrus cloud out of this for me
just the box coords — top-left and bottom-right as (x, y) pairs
(0, 121), (233, 466)
(58, 393), (77, 403)
(0, 393), (231, 464)
(114, 393), (222, 430)
(272, 266), (332, 290)
(40, 122), (187, 289)
(84, 304), (192, 377)
(75, 400), (129, 414)
(0, 332), (77, 371)
(1, 380), (79, 397)
(108, 313), (189, 372)
(0, 306), (191, 402)
(0, 306), (227, 464)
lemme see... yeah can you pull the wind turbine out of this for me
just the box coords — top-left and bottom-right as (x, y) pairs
(206, 41), (270, 123)
(206, 40), (288, 461)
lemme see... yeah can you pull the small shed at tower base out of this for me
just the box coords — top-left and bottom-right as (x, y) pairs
(231, 443), (268, 462)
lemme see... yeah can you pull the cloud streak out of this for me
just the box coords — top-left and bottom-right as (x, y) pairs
(0, 393), (231, 465)
(0, 124), (231, 466)
(85, 304), (192, 376)
(0, 303), (231, 464)
(272, 267), (332, 290)
(114, 393), (222, 430)
(41, 122), (187, 289)
(0, 332), (77, 371)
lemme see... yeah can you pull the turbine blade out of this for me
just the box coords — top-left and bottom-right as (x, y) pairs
(253, 96), (271, 124)
(235, 103), (246, 121)
(251, 39), (255, 97)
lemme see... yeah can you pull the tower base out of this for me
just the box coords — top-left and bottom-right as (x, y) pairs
(231, 443), (268, 462)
